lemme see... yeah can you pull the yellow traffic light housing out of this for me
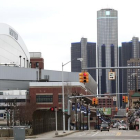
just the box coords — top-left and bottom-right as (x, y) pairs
(103, 107), (105, 112)
(125, 96), (128, 103)
(79, 72), (89, 83)
(115, 107), (118, 112)
(92, 98), (96, 105)
(95, 98), (98, 105)
(79, 72), (84, 83)
(83, 72), (89, 83)
(122, 96), (125, 102)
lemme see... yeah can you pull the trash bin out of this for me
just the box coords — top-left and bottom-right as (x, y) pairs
(13, 126), (25, 140)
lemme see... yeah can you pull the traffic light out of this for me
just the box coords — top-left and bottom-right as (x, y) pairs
(83, 72), (89, 83)
(115, 107), (118, 112)
(50, 107), (55, 112)
(122, 96), (125, 102)
(92, 98), (96, 105)
(79, 72), (84, 83)
(125, 96), (128, 103)
(95, 98), (98, 105)
(103, 107), (105, 112)
(79, 72), (89, 83)
(126, 108), (129, 112)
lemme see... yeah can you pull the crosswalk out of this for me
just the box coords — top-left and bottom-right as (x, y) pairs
(66, 130), (125, 137)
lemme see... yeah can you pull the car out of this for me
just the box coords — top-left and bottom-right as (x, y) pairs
(118, 124), (128, 130)
(100, 123), (109, 132)
(113, 122), (121, 128)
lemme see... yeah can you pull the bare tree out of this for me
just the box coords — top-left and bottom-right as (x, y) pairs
(16, 102), (36, 126)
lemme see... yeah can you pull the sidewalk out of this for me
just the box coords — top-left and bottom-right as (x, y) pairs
(55, 130), (79, 137)
(0, 130), (81, 139)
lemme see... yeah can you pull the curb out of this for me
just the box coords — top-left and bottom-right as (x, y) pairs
(0, 136), (37, 140)
(55, 131), (79, 137)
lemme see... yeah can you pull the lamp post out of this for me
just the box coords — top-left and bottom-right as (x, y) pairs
(62, 58), (83, 133)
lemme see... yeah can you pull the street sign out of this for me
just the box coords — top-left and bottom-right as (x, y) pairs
(109, 72), (115, 80)
(64, 109), (68, 112)
(113, 96), (117, 101)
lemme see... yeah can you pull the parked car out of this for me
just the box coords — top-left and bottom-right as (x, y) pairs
(100, 123), (109, 132)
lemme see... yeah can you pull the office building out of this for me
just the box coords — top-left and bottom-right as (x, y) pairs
(97, 9), (118, 94)
(71, 38), (96, 80)
(121, 37), (140, 93)
(127, 58), (140, 91)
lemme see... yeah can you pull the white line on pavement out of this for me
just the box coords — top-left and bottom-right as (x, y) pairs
(91, 131), (99, 136)
(79, 132), (86, 136)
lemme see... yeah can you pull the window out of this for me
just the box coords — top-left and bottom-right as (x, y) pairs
(36, 62), (39, 67)
(36, 95), (53, 103)
(0, 92), (3, 95)
(58, 95), (62, 102)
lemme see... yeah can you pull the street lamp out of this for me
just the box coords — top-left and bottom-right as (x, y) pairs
(62, 58), (83, 133)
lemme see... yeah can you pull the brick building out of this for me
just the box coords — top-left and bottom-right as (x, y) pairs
(30, 52), (44, 69)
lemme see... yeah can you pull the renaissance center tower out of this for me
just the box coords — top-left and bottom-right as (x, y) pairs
(97, 9), (118, 94)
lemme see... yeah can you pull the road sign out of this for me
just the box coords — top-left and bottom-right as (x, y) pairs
(109, 72), (115, 80)
(113, 96), (117, 101)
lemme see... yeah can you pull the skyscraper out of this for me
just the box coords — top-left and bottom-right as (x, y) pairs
(132, 37), (140, 58)
(121, 37), (140, 93)
(97, 9), (118, 94)
(71, 38), (96, 80)
(127, 58), (140, 91)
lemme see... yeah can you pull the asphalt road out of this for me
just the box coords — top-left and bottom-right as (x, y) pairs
(25, 129), (140, 140)
(2, 128), (140, 140)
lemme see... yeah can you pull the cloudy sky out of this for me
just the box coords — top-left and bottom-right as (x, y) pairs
(1, 0), (140, 71)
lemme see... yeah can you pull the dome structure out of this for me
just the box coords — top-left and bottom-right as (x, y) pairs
(0, 23), (30, 67)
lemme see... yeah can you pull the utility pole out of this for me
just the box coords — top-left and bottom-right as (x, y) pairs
(55, 107), (58, 135)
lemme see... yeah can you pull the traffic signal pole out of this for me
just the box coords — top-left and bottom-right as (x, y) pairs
(69, 93), (129, 99)
(68, 98), (71, 131)
(82, 66), (140, 108)
(55, 107), (58, 135)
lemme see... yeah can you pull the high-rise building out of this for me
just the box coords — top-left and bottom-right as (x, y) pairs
(127, 58), (140, 91)
(71, 38), (96, 80)
(132, 37), (140, 58)
(121, 37), (140, 93)
(97, 9), (118, 94)
(121, 41), (133, 93)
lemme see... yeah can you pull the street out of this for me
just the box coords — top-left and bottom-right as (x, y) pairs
(25, 129), (140, 140)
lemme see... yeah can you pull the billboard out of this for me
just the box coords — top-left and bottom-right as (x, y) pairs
(99, 108), (111, 115)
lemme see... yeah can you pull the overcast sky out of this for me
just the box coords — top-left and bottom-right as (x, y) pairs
(1, 0), (140, 71)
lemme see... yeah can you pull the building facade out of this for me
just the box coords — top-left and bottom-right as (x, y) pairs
(97, 9), (118, 94)
(121, 37), (140, 94)
(127, 58), (140, 91)
(71, 38), (96, 80)
(0, 23), (30, 68)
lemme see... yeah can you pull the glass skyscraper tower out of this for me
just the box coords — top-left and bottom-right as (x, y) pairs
(97, 9), (118, 94)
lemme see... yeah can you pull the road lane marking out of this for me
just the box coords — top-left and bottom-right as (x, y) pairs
(116, 132), (121, 136)
(79, 132), (86, 136)
(91, 131), (99, 136)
